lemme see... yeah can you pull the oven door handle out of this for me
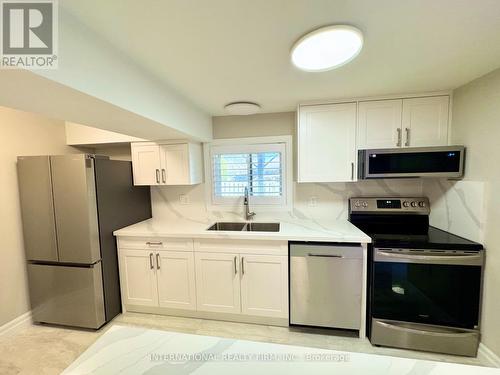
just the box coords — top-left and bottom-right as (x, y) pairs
(375, 250), (483, 266)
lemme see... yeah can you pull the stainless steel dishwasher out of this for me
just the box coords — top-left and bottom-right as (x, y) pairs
(290, 242), (362, 330)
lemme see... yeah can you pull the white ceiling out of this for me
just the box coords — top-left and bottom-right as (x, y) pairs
(63, 0), (500, 116)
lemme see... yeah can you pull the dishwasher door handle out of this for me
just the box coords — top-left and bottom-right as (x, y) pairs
(308, 253), (344, 258)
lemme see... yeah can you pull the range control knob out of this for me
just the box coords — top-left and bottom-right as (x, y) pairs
(362, 201), (368, 208)
(354, 200), (361, 207)
(403, 201), (410, 208)
(411, 201), (418, 207)
(418, 201), (426, 208)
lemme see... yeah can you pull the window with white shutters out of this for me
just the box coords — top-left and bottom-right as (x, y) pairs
(210, 142), (286, 206)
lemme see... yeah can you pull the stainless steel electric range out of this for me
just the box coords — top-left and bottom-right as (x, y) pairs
(348, 197), (484, 357)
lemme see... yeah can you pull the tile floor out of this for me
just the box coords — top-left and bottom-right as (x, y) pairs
(0, 312), (485, 375)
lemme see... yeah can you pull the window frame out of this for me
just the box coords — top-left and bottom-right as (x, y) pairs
(204, 136), (293, 211)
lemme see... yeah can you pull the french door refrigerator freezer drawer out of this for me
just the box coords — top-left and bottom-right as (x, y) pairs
(27, 262), (106, 329)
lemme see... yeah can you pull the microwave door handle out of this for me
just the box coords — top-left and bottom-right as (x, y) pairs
(375, 250), (483, 266)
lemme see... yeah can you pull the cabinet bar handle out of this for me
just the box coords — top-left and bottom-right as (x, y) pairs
(162, 169), (166, 183)
(405, 128), (410, 147)
(156, 253), (160, 270)
(308, 253), (344, 258)
(146, 241), (163, 246)
(149, 253), (154, 269)
(241, 257), (245, 275)
(155, 169), (160, 184)
(397, 128), (402, 147)
(234, 256), (238, 275)
(351, 162), (354, 181)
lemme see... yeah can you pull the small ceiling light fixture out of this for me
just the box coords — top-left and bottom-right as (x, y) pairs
(224, 101), (261, 115)
(291, 25), (363, 72)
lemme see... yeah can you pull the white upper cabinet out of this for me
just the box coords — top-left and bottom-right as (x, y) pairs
(357, 99), (403, 149)
(298, 102), (357, 182)
(356, 95), (450, 150)
(402, 96), (450, 147)
(131, 144), (162, 185)
(131, 142), (203, 186)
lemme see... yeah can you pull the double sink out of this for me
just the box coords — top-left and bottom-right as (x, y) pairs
(207, 222), (280, 232)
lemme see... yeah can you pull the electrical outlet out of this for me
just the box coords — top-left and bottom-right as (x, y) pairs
(179, 194), (190, 205)
(309, 196), (318, 207)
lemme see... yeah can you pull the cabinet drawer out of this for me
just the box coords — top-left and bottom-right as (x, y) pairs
(117, 237), (193, 251)
(194, 239), (287, 256)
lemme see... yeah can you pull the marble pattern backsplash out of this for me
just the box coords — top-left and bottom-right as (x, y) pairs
(423, 179), (485, 243)
(151, 179), (423, 224)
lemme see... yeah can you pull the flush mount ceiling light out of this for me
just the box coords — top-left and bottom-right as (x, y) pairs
(224, 102), (261, 115)
(291, 25), (363, 72)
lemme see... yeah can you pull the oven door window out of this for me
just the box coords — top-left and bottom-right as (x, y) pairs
(372, 262), (481, 329)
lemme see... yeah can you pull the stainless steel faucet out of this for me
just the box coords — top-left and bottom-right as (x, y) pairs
(244, 187), (256, 221)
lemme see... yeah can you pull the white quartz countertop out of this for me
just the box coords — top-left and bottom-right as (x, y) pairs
(113, 218), (371, 243)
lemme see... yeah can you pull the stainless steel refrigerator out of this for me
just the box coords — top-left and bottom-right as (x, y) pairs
(17, 154), (151, 329)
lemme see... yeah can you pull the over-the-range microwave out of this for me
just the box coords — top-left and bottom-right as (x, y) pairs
(358, 146), (465, 179)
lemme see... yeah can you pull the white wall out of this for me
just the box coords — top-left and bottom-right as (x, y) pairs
(0, 7), (212, 142)
(427, 67), (500, 357)
(0, 106), (83, 327)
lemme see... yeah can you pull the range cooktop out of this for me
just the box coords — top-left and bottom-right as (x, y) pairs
(348, 197), (483, 252)
(371, 226), (483, 251)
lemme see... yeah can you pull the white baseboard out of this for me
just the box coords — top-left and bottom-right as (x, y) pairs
(478, 343), (500, 368)
(0, 311), (32, 338)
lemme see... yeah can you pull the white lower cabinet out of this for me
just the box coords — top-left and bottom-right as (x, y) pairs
(157, 251), (196, 310)
(240, 254), (288, 318)
(194, 252), (289, 318)
(117, 238), (289, 322)
(119, 249), (158, 307)
(195, 253), (241, 314)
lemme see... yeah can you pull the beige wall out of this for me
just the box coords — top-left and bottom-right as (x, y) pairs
(95, 144), (133, 161)
(449, 67), (500, 356)
(213, 112), (295, 139)
(0, 106), (81, 327)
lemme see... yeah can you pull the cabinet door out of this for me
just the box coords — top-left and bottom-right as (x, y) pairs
(357, 99), (403, 149)
(240, 255), (288, 318)
(131, 144), (161, 185)
(402, 96), (449, 147)
(118, 249), (158, 307)
(298, 103), (357, 182)
(156, 251), (196, 310)
(159, 144), (189, 185)
(195, 252), (241, 314)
